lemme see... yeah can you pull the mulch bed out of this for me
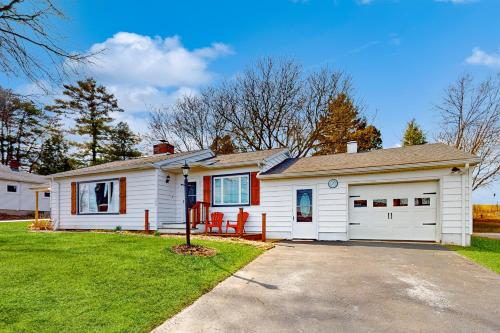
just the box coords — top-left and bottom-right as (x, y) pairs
(171, 244), (217, 257)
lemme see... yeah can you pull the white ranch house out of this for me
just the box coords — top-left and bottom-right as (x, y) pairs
(0, 163), (50, 218)
(48, 142), (479, 246)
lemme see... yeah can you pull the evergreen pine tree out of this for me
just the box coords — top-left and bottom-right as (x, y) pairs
(314, 93), (382, 155)
(35, 127), (76, 175)
(103, 121), (142, 161)
(46, 78), (123, 165)
(402, 118), (427, 146)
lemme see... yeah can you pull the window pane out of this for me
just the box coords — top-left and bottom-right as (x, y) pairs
(415, 197), (431, 206)
(108, 180), (119, 213)
(296, 189), (312, 222)
(79, 183), (89, 213)
(393, 198), (408, 207)
(373, 199), (387, 207)
(214, 178), (222, 204)
(94, 182), (109, 212)
(223, 177), (239, 204)
(7, 185), (17, 192)
(354, 200), (367, 208)
(241, 175), (249, 204)
(44, 192), (50, 198)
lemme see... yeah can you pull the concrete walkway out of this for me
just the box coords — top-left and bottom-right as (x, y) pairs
(153, 241), (500, 333)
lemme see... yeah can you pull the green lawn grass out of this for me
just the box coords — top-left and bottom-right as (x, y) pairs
(0, 223), (265, 333)
(448, 236), (500, 274)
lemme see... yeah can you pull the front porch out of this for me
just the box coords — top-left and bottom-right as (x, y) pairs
(158, 201), (267, 242)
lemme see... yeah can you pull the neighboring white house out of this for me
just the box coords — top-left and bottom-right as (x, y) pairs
(0, 163), (50, 217)
(48, 142), (479, 245)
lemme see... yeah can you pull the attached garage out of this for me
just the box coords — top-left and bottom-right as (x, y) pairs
(348, 181), (438, 241)
(260, 143), (479, 245)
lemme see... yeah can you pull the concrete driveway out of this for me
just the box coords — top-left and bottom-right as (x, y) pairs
(153, 241), (500, 333)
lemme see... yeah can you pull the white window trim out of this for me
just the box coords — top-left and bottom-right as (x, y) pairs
(212, 173), (250, 206)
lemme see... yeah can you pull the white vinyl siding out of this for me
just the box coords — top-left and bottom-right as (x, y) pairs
(157, 170), (178, 226)
(51, 169), (157, 230)
(0, 180), (50, 212)
(261, 167), (472, 245)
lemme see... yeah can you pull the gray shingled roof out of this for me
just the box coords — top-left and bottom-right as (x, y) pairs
(49, 151), (200, 178)
(0, 165), (47, 184)
(262, 143), (479, 176)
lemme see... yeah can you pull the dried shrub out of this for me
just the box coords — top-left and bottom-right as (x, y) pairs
(29, 219), (53, 231)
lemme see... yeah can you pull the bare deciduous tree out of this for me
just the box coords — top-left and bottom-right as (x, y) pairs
(436, 73), (500, 190)
(0, 0), (89, 85)
(146, 57), (361, 157)
(146, 90), (227, 152)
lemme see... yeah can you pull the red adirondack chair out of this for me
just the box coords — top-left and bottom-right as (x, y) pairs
(226, 210), (249, 236)
(205, 212), (224, 234)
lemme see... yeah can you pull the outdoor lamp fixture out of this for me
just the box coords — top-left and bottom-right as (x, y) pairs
(181, 161), (191, 246)
(165, 174), (171, 184)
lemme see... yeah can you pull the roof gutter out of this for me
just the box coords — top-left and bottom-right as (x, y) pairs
(258, 158), (481, 180)
(50, 164), (156, 179)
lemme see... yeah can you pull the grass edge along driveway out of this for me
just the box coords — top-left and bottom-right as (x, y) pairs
(0, 223), (266, 333)
(447, 236), (500, 274)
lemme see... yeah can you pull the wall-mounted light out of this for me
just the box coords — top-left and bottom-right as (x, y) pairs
(165, 174), (171, 184)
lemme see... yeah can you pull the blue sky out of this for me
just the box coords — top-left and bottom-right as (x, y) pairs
(2, 0), (499, 202)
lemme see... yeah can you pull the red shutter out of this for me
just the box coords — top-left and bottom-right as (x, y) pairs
(203, 176), (211, 204)
(119, 177), (127, 214)
(71, 182), (77, 215)
(250, 172), (260, 205)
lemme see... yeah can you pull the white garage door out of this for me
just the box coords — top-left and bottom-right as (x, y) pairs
(348, 181), (438, 241)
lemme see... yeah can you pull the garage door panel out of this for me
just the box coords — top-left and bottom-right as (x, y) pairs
(349, 181), (438, 241)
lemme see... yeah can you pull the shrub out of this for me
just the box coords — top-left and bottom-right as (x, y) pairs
(29, 219), (53, 231)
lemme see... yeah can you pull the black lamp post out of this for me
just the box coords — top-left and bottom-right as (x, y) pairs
(181, 160), (191, 246)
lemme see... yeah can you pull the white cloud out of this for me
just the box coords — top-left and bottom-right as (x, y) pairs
(465, 47), (500, 69)
(57, 32), (233, 133)
(85, 32), (232, 90)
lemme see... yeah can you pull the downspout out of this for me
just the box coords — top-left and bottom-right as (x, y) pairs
(51, 176), (60, 230)
(461, 163), (470, 246)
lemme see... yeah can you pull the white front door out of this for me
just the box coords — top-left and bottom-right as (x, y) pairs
(292, 186), (317, 239)
(348, 181), (438, 241)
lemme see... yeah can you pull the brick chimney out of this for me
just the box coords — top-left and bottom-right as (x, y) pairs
(9, 160), (20, 171)
(153, 141), (174, 155)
